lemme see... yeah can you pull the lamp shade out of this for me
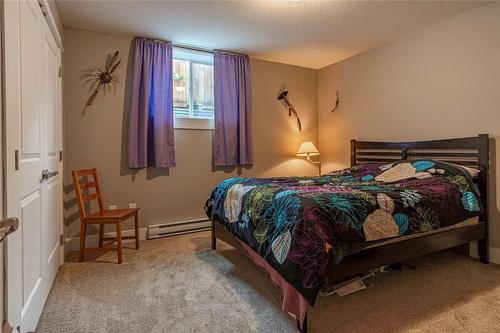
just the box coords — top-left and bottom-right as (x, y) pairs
(296, 141), (320, 156)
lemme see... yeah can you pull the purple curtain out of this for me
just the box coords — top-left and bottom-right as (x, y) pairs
(128, 37), (175, 168)
(214, 51), (253, 166)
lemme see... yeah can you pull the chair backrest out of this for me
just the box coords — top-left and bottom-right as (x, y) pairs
(72, 168), (104, 220)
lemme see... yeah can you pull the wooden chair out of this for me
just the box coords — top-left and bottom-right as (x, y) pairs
(72, 168), (139, 264)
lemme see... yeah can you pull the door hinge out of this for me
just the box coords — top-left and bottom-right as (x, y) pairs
(58, 66), (62, 78)
(59, 150), (63, 162)
(15, 150), (20, 170)
(60, 234), (64, 246)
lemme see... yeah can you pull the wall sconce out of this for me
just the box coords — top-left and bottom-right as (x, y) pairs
(296, 141), (321, 175)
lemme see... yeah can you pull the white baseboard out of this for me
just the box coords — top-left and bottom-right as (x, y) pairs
(64, 227), (148, 255)
(469, 242), (500, 264)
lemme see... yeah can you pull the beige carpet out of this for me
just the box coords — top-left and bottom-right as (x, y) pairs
(37, 231), (500, 333)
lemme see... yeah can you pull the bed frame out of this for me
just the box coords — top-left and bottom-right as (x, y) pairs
(211, 134), (489, 332)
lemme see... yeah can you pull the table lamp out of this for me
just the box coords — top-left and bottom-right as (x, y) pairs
(297, 141), (321, 175)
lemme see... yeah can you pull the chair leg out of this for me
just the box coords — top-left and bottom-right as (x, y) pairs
(116, 221), (123, 264)
(79, 222), (87, 262)
(134, 212), (140, 250)
(99, 224), (105, 248)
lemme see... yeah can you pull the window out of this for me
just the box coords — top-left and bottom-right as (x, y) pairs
(173, 48), (214, 129)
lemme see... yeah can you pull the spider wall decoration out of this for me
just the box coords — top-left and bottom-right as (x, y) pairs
(277, 90), (302, 132)
(83, 50), (121, 111)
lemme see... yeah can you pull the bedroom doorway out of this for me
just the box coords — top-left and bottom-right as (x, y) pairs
(3, 1), (63, 331)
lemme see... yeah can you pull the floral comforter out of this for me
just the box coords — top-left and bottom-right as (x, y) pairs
(205, 160), (482, 305)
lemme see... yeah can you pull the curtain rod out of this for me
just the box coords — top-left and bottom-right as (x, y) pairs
(173, 43), (247, 57)
(140, 37), (247, 57)
(173, 43), (213, 54)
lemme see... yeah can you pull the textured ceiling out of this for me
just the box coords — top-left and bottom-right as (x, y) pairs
(56, 0), (491, 69)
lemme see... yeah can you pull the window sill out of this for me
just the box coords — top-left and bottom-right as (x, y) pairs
(174, 118), (214, 130)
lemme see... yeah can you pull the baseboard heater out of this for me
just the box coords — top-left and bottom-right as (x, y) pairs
(148, 218), (211, 239)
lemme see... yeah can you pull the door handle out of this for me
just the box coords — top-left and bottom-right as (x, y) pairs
(41, 169), (59, 182)
(41, 169), (49, 181)
(48, 170), (59, 178)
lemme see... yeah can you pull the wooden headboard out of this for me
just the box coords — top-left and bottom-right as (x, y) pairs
(350, 134), (490, 224)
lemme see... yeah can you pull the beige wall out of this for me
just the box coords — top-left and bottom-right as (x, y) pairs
(63, 28), (318, 238)
(318, 3), (500, 247)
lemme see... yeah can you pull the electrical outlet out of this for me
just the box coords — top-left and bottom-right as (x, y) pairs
(109, 205), (118, 210)
(129, 203), (137, 209)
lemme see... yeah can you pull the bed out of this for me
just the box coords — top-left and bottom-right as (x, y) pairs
(205, 135), (489, 333)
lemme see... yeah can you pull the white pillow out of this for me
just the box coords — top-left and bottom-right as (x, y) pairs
(447, 162), (481, 178)
(461, 165), (481, 178)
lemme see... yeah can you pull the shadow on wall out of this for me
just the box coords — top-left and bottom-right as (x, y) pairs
(212, 165), (252, 176)
(63, 182), (99, 236)
(64, 183), (79, 227)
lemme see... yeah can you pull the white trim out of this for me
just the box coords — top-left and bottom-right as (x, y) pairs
(40, 0), (63, 51)
(0, 1), (5, 326)
(174, 117), (214, 130)
(64, 227), (148, 255)
(469, 242), (500, 264)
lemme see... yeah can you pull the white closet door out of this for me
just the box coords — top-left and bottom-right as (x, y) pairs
(40, 8), (63, 307)
(4, 1), (63, 332)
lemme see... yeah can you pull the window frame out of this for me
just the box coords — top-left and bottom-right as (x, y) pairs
(172, 48), (214, 130)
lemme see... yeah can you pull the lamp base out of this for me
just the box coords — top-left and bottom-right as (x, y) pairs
(306, 155), (321, 176)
